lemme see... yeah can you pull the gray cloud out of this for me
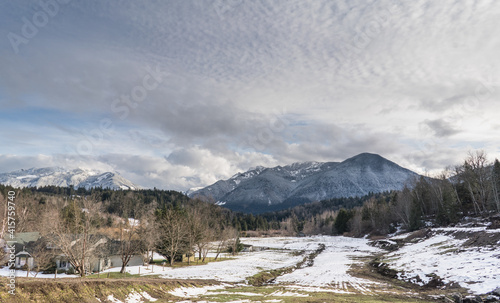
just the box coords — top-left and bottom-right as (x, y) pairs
(422, 119), (461, 138)
(1, 0), (500, 189)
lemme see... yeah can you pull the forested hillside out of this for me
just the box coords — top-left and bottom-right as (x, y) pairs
(268, 151), (500, 236)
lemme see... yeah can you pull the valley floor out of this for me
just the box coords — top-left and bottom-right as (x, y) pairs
(1, 224), (499, 302)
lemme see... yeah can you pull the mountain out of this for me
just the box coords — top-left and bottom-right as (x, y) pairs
(0, 167), (140, 190)
(189, 153), (420, 213)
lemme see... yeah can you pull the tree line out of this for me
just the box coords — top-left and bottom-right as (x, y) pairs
(0, 188), (241, 277)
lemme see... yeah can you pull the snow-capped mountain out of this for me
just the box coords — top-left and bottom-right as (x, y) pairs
(189, 153), (420, 213)
(0, 167), (139, 190)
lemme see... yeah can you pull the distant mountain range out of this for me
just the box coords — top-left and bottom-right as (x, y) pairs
(188, 153), (420, 213)
(0, 167), (139, 190)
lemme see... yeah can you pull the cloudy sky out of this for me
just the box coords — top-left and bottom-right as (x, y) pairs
(1, 0), (499, 190)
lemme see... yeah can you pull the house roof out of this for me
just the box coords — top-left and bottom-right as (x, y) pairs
(10, 232), (41, 245)
(15, 251), (32, 257)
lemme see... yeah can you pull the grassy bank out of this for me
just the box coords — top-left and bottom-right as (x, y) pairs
(0, 278), (441, 303)
(0, 277), (216, 303)
(198, 285), (439, 303)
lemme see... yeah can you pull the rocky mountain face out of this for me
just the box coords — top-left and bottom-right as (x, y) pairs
(189, 153), (420, 213)
(0, 167), (139, 190)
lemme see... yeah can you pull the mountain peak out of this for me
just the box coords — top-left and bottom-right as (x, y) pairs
(342, 153), (408, 171)
(347, 152), (385, 162)
(189, 153), (419, 213)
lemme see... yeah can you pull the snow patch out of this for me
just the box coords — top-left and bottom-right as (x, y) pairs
(16, 175), (37, 179)
(268, 291), (308, 297)
(168, 284), (226, 298)
(107, 294), (123, 303)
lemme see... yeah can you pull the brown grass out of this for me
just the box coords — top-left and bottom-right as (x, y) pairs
(0, 277), (218, 303)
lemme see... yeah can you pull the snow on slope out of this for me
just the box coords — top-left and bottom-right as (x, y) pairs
(385, 227), (500, 294)
(188, 162), (330, 205)
(289, 153), (419, 202)
(0, 167), (139, 190)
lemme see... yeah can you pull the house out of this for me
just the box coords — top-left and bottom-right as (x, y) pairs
(1, 232), (40, 269)
(54, 255), (71, 271)
(85, 254), (144, 273)
(52, 237), (144, 273)
(4, 232), (144, 274)
(103, 254), (144, 271)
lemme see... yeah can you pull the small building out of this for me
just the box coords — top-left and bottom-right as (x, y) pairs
(15, 250), (34, 269)
(1, 232), (40, 268)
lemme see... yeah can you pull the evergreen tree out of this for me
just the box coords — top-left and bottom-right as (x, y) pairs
(408, 197), (422, 231)
(492, 159), (500, 212)
(334, 208), (352, 234)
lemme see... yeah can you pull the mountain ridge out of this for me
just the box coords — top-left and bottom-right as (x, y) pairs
(189, 153), (420, 213)
(0, 167), (139, 190)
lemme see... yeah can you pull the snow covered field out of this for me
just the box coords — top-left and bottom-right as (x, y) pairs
(106, 249), (304, 283)
(243, 236), (383, 294)
(3, 229), (499, 301)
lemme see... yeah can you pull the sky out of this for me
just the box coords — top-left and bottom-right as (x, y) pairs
(1, 0), (500, 191)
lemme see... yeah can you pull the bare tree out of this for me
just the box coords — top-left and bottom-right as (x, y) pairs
(196, 228), (213, 262)
(227, 227), (242, 256)
(28, 238), (55, 277)
(0, 191), (30, 234)
(348, 208), (363, 237)
(214, 225), (237, 260)
(492, 159), (500, 212)
(15, 199), (31, 233)
(456, 150), (491, 214)
(155, 206), (188, 266)
(136, 202), (158, 268)
(185, 208), (203, 264)
(49, 197), (103, 277)
(394, 187), (413, 228)
(116, 218), (144, 273)
(187, 201), (215, 263)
